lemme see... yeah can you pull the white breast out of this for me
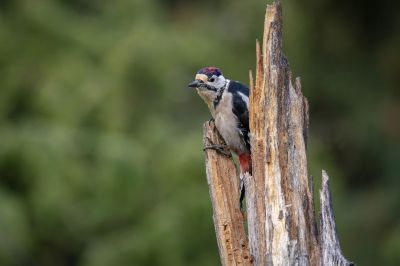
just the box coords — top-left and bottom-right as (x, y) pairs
(214, 92), (247, 154)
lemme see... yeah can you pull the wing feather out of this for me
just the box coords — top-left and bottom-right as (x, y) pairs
(228, 81), (250, 150)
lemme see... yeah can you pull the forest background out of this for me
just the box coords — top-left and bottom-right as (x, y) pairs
(0, 0), (399, 265)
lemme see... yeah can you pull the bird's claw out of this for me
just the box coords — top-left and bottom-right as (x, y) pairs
(204, 137), (231, 157)
(203, 145), (231, 157)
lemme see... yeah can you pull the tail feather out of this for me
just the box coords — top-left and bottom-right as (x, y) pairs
(238, 153), (251, 210)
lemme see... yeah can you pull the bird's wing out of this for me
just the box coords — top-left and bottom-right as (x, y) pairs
(229, 81), (250, 150)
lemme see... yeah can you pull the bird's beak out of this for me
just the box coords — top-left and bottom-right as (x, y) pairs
(188, 79), (203, 88)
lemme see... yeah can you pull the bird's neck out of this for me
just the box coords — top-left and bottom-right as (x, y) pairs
(213, 79), (229, 108)
(197, 79), (229, 116)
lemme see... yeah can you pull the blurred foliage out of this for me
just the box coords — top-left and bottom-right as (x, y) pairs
(0, 0), (399, 265)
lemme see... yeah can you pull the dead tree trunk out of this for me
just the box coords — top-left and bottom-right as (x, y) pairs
(202, 2), (353, 266)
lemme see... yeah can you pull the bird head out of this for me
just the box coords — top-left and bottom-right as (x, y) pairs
(188, 67), (226, 109)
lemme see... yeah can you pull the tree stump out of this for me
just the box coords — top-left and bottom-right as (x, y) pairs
(202, 2), (353, 266)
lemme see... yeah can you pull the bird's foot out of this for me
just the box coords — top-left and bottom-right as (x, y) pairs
(204, 137), (231, 157)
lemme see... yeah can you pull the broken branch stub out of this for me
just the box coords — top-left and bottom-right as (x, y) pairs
(203, 121), (252, 266)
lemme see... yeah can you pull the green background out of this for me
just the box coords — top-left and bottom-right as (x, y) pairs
(0, 0), (399, 265)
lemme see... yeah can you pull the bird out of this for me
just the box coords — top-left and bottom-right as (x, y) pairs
(188, 67), (251, 207)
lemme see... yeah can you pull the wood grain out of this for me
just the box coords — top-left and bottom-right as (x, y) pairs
(203, 121), (252, 266)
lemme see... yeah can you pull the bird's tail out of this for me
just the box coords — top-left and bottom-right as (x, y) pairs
(238, 153), (252, 210)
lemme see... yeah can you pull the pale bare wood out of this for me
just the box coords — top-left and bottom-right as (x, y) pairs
(203, 121), (252, 266)
(320, 171), (354, 266)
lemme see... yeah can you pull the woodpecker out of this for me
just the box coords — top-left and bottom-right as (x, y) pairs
(188, 67), (251, 207)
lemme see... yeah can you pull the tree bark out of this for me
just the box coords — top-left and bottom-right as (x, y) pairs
(202, 2), (352, 265)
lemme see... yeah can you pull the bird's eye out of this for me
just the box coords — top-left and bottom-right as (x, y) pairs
(209, 77), (215, 82)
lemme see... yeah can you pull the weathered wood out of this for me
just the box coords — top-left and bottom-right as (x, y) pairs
(203, 121), (252, 266)
(320, 171), (354, 266)
(247, 2), (318, 264)
(202, 2), (352, 265)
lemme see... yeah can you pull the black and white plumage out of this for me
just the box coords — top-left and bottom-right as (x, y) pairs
(213, 79), (250, 155)
(189, 67), (252, 206)
(188, 67), (250, 157)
